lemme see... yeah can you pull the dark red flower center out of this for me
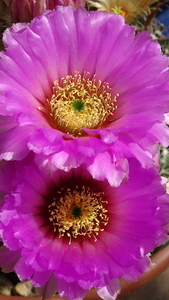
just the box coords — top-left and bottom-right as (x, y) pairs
(47, 183), (109, 244)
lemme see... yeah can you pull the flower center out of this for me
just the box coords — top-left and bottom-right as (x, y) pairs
(48, 185), (108, 243)
(71, 205), (83, 218)
(72, 99), (85, 112)
(48, 72), (118, 136)
(111, 5), (126, 17)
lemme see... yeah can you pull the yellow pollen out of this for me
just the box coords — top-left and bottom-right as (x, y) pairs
(48, 72), (118, 136)
(48, 186), (109, 244)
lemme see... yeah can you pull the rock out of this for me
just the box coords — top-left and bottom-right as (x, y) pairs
(0, 272), (14, 295)
(13, 281), (37, 297)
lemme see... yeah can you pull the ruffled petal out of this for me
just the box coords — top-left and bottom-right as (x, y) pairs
(0, 246), (20, 272)
(87, 151), (128, 187)
(36, 273), (58, 300)
(96, 278), (120, 300)
(57, 278), (88, 300)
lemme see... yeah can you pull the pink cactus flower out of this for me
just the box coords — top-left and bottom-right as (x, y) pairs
(0, 158), (168, 300)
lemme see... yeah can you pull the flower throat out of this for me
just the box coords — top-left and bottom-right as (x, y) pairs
(43, 72), (118, 136)
(48, 185), (109, 244)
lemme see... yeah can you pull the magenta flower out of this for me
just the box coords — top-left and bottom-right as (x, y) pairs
(0, 7), (169, 186)
(3, 0), (85, 22)
(0, 158), (168, 300)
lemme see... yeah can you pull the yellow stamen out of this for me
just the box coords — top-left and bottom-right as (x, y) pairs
(48, 185), (109, 244)
(47, 72), (118, 136)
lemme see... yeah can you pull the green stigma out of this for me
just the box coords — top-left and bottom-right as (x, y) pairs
(71, 206), (82, 219)
(111, 5), (125, 15)
(72, 99), (85, 112)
